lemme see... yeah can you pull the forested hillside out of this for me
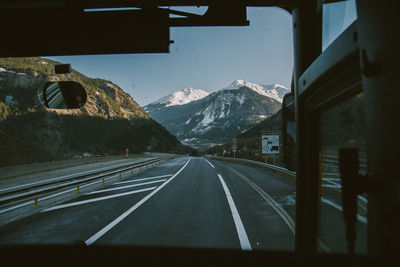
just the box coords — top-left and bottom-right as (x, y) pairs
(0, 57), (186, 167)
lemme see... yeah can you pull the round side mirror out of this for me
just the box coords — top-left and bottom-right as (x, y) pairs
(38, 81), (87, 109)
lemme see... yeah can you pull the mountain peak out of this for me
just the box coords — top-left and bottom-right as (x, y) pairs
(224, 80), (289, 103)
(150, 87), (210, 107)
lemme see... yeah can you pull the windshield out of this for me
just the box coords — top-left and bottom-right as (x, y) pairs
(0, 7), (297, 251)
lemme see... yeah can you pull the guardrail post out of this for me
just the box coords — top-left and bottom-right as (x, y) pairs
(76, 186), (79, 194)
(131, 169), (133, 174)
(34, 198), (38, 208)
(102, 179), (105, 184)
(139, 167), (141, 172)
(119, 173), (122, 179)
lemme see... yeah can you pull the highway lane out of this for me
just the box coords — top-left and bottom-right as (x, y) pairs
(0, 156), (298, 250)
(0, 157), (187, 244)
(211, 159), (296, 250)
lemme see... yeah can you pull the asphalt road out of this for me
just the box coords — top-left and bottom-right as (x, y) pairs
(0, 156), (366, 252)
(0, 156), (298, 250)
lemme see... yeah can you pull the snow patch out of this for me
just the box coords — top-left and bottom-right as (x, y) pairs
(182, 137), (198, 143)
(236, 94), (246, 105)
(151, 87), (209, 107)
(0, 67), (28, 76)
(185, 118), (191, 125)
(224, 80), (289, 103)
(106, 83), (118, 90)
(0, 67), (15, 74)
(257, 115), (269, 119)
(201, 110), (214, 127)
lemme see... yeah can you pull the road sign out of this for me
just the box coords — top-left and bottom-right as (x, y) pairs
(262, 133), (279, 156)
(232, 138), (237, 152)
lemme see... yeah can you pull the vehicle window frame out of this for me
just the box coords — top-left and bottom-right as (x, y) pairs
(295, 20), (363, 253)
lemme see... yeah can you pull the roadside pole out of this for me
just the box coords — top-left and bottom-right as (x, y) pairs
(232, 138), (238, 159)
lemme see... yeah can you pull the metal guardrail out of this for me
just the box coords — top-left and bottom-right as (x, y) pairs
(211, 156), (296, 178)
(0, 155), (174, 207)
(212, 154), (367, 178)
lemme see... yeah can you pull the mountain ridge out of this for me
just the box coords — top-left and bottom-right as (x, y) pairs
(145, 85), (284, 150)
(147, 87), (210, 108)
(0, 57), (187, 167)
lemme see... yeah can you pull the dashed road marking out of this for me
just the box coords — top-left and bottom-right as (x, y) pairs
(204, 159), (215, 168)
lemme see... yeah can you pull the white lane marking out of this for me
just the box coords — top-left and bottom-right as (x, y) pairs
(225, 166), (331, 252)
(87, 179), (166, 195)
(204, 159), (215, 168)
(85, 157), (191, 245)
(322, 178), (341, 187)
(0, 179), (105, 214)
(0, 159), (157, 192)
(322, 184), (341, 189)
(358, 195), (368, 204)
(322, 178), (341, 181)
(42, 187), (156, 212)
(322, 172), (340, 177)
(321, 197), (367, 224)
(225, 166), (295, 234)
(217, 174), (252, 251)
(114, 175), (173, 185)
(0, 200), (34, 214)
(1, 157), (171, 213)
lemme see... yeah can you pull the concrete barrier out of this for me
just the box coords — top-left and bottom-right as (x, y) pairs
(0, 154), (144, 181)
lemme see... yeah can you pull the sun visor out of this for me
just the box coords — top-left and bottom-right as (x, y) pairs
(0, 8), (170, 57)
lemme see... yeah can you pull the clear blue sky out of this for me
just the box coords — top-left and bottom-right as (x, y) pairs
(47, 7), (293, 106)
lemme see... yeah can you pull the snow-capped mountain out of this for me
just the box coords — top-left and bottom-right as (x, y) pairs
(146, 85), (282, 149)
(145, 87), (209, 112)
(224, 80), (289, 103)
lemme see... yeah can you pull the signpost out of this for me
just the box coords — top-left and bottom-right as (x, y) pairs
(232, 137), (237, 158)
(262, 132), (279, 165)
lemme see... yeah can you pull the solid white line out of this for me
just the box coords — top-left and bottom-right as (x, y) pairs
(225, 166), (331, 252)
(358, 195), (368, 204)
(42, 187), (156, 212)
(114, 175), (173, 185)
(321, 197), (367, 224)
(322, 184), (341, 188)
(0, 200), (34, 214)
(217, 174), (252, 251)
(322, 179), (341, 187)
(87, 180), (166, 195)
(85, 157), (191, 245)
(322, 178), (341, 181)
(204, 159), (215, 168)
(225, 166), (296, 234)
